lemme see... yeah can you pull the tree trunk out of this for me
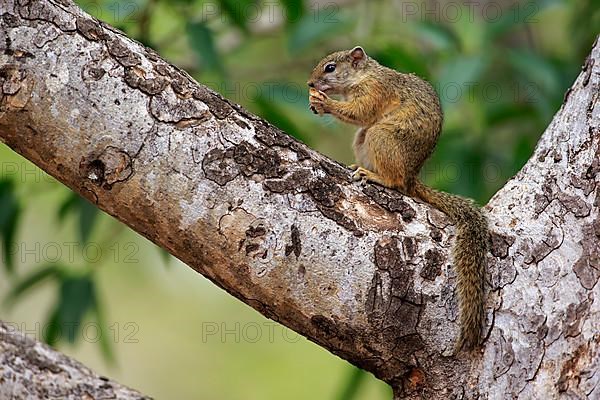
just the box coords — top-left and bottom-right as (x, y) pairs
(0, 1), (598, 398)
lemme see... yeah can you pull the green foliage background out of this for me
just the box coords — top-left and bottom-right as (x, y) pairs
(0, 0), (598, 399)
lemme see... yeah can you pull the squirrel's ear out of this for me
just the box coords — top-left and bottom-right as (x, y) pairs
(350, 46), (366, 67)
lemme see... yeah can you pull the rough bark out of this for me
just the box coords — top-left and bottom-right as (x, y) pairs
(0, 321), (149, 399)
(0, 1), (598, 398)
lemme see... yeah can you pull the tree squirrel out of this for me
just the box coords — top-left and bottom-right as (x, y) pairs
(307, 46), (488, 351)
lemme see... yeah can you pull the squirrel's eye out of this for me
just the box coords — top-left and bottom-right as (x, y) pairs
(324, 63), (336, 73)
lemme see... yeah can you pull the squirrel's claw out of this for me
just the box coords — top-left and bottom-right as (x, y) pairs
(351, 167), (369, 184)
(352, 167), (387, 187)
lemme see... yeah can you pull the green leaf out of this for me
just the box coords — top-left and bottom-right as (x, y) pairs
(0, 179), (21, 273)
(57, 192), (99, 244)
(507, 50), (561, 97)
(218, 0), (254, 32)
(186, 21), (224, 75)
(462, 143), (485, 201)
(485, 102), (537, 125)
(486, 4), (529, 39)
(44, 307), (62, 346)
(60, 275), (96, 343)
(57, 192), (79, 222)
(372, 46), (430, 79)
(336, 367), (366, 400)
(4, 264), (61, 306)
(280, 0), (304, 25)
(507, 49), (563, 120)
(0, 180), (15, 228)
(513, 132), (538, 170)
(52, 274), (97, 344)
(79, 197), (99, 244)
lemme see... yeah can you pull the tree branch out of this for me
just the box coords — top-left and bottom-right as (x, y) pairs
(0, 321), (149, 399)
(0, 1), (598, 398)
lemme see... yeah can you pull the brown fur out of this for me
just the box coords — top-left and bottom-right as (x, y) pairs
(308, 47), (488, 352)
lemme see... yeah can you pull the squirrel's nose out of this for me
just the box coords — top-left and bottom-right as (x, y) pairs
(307, 81), (315, 88)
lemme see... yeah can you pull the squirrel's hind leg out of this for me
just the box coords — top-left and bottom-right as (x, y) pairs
(353, 128), (376, 172)
(363, 123), (411, 192)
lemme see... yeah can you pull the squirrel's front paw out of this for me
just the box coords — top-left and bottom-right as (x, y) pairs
(352, 167), (386, 187)
(351, 167), (370, 183)
(309, 88), (330, 115)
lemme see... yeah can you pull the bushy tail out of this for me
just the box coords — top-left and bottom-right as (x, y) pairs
(413, 180), (488, 351)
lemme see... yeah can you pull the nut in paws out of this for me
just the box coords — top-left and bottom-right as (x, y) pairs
(309, 88), (330, 115)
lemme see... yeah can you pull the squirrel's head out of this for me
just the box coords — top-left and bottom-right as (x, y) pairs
(307, 46), (369, 95)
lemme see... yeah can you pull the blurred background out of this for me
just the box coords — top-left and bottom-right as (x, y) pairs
(0, 0), (598, 399)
